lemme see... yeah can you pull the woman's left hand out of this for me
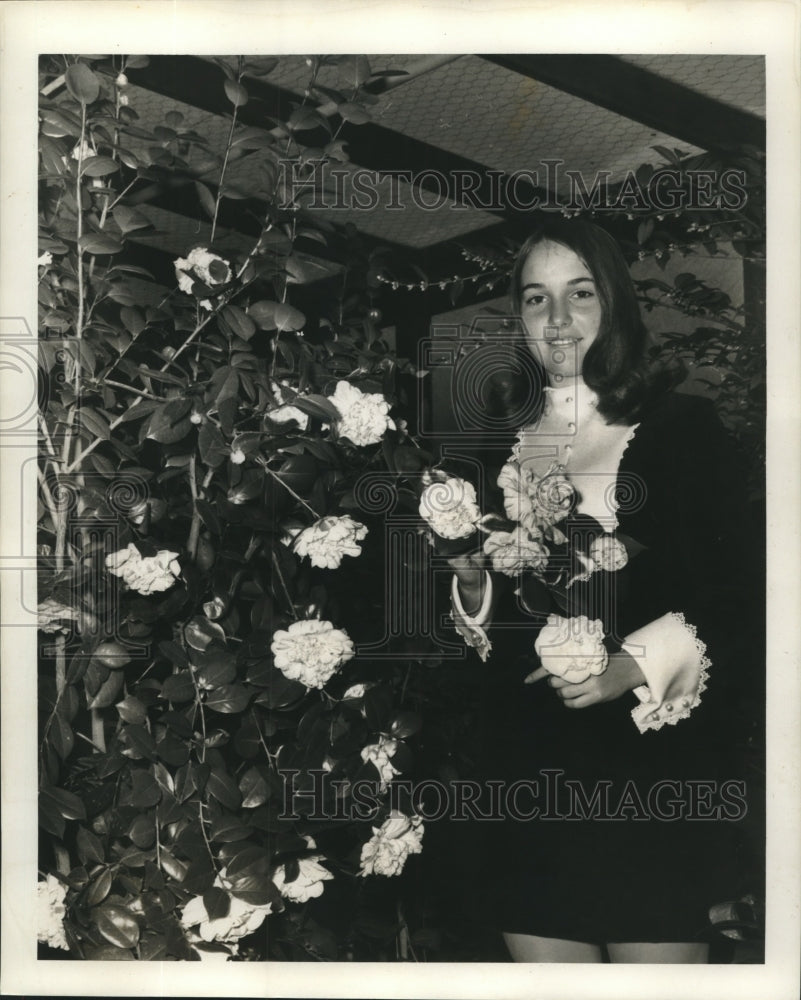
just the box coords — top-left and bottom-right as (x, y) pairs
(524, 650), (647, 708)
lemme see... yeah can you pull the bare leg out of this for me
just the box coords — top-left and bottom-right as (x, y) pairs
(607, 941), (709, 964)
(503, 933), (602, 963)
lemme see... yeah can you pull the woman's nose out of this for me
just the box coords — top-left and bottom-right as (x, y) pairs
(548, 298), (571, 328)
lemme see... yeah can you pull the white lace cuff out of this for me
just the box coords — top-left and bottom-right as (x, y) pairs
(450, 572), (493, 662)
(622, 612), (711, 733)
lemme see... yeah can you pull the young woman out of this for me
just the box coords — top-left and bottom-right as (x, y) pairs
(449, 219), (759, 963)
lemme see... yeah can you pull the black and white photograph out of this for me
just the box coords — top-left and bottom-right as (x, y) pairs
(1, 2), (799, 997)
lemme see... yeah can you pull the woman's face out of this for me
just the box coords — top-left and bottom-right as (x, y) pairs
(518, 240), (603, 381)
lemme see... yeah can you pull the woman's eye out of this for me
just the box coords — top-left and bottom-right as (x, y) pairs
(572, 289), (595, 300)
(524, 294), (546, 307)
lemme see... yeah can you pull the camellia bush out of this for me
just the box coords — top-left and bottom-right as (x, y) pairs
(36, 54), (451, 962)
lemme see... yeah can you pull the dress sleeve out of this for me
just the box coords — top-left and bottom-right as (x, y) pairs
(450, 572), (494, 662)
(622, 612), (711, 733)
(618, 395), (757, 734)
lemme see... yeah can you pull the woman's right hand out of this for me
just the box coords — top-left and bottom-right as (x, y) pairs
(448, 552), (489, 617)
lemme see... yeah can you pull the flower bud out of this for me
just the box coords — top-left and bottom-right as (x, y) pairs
(116, 72), (128, 87)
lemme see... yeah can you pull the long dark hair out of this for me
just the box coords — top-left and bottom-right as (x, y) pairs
(492, 218), (682, 424)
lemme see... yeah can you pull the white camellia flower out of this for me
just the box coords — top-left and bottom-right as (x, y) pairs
(293, 515), (368, 570)
(329, 380), (395, 447)
(588, 533), (628, 572)
(37, 597), (80, 634)
(37, 875), (69, 951)
(180, 870), (272, 944)
(105, 543), (181, 595)
(497, 460), (574, 536)
(272, 836), (334, 903)
(342, 682), (375, 700)
(268, 404), (309, 430)
(483, 525), (549, 577)
(174, 247), (232, 310)
(271, 619), (355, 689)
(70, 139), (93, 161)
(419, 475), (480, 540)
(38, 252), (53, 268)
(360, 736), (400, 791)
(359, 811), (424, 878)
(534, 614), (609, 683)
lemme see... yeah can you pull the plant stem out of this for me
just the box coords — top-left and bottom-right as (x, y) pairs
(91, 708), (106, 752)
(210, 58), (243, 244)
(261, 461), (321, 519)
(271, 550), (298, 620)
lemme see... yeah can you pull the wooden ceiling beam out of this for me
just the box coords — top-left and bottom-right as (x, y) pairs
(126, 56), (548, 224)
(479, 54), (765, 152)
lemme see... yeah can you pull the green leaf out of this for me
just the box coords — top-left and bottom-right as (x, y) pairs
(39, 106), (83, 137)
(182, 857), (216, 895)
(224, 844), (271, 879)
(87, 668), (124, 709)
(113, 205), (152, 234)
(221, 304), (256, 341)
(128, 812), (156, 849)
(76, 825), (106, 866)
(50, 713), (74, 760)
(184, 616), (225, 652)
(39, 792), (66, 838)
(209, 814), (253, 843)
(145, 398), (192, 444)
(158, 639), (190, 669)
(197, 421), (229, 468)
(40, 785), (87, 821)
(196, 649), (237, 688)
(203, 886), (231, 920)
(291, 393), (340, 423)
(65, 62), (101, 104)
(79, 233), (124, 255)
(194, 181), (217, 220)
(227, 872), (278, 907)
(205, 683), (251, 714)
(84, 867), (113, 907)
(248, 300), (280, 330)
(390, 710), (422, 739)
(129, 770), (162, 808)
(273, 303), (306, 332)
(159, 849), (188, 883)
(337, 102), (371, 125)
(161, 671), (196, 703)
(224, 79), (249, 108)
(78, 407), (111, 440)
(339, 55), (372, 87)
(206, 767), (242, 809)
(81, 156), (120, 178)
(122, 724), (157, 760)
(115, 695), (147, 725)
(253, 665), (306, 710)
(239, 766), (270, 809)
(95, 904), (141, 949)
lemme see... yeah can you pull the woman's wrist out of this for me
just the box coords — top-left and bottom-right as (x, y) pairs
(610, 648), (647, 692)
(457, 578), (485, 618)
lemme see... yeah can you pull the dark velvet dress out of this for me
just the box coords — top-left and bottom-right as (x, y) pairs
(471, 392), (761, 943)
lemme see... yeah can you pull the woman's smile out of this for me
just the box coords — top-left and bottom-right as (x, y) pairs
(519, 240), (602, 379)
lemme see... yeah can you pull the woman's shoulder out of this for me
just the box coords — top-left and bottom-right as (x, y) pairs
(636, 388), (720, 434)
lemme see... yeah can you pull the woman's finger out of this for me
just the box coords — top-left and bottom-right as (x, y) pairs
(523, 666), (549, 684)
(547, 675), (587, 690)
(553, 682), (587, 700)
